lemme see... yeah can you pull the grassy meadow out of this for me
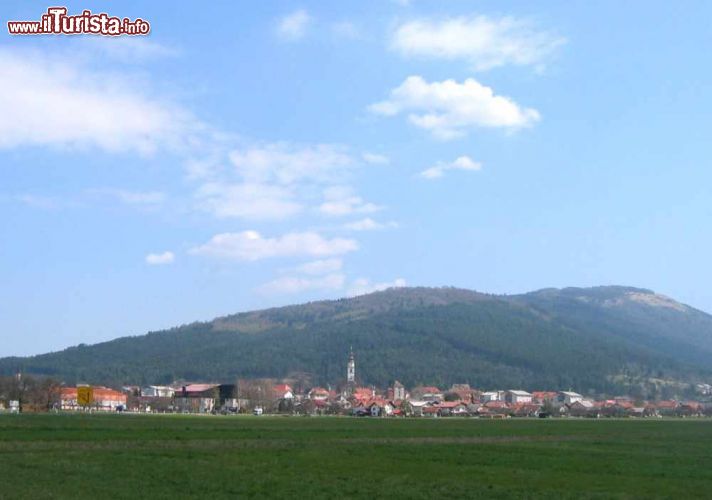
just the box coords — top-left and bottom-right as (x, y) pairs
(1, 414), (712, 498)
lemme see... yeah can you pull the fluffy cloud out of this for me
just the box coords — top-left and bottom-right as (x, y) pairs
(391, 15), (565, 71)
(88, 189), (166, 205)
(370, 75), (539, 140)
(319, 186), (382, 217)
(362, 152), (390, 165)
(195, 182), (301, 220)
(229, 143), (354, 185)
(258, 258), (345, 295)
(276, 10), (312, 41)
(190, 230), (358, 261)
(347, 277), (407, 297)
(0, 48), (202, 155)
(343, 218), (397, 231)
(258, 273), (345, 295)
(294, 258), (343, 275)
(145, 251), (175, 265)
(189, 143), (382, 221)
(420, 156), (482, 179)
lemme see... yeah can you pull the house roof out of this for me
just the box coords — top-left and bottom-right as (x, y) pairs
(511, 403), (541, 414)
(416, 386), (442, 394)
(656, 400), (678, 409)
(60, 386), (127, 400)
(484, 401), (508, 408)
(408, 400), (430, 408)
(437, 401), (464, 408)
(182, 384), (218, 393)
(559, 391), (583, 397)
(508, 390), (532, 396)
(570, 400), (594, 408)
(273, 384), (292, 393)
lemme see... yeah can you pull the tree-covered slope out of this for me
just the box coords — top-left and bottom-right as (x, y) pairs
(2, 286), (712, 396)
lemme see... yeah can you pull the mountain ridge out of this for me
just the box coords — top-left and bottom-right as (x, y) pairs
(2, 285), (711, 398)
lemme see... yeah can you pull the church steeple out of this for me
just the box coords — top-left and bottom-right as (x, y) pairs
(347, 346), (355, 384)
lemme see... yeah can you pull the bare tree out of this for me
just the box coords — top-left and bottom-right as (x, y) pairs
(238, 379), (276, 412)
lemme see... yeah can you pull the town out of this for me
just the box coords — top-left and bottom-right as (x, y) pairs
(2, 350), (711, 418)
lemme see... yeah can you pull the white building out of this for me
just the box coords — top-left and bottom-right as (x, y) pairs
(347, 348), (355, 384)
(506, 390), (533, 404)
(481, 391), (504, 403)
(141, 385), (175, 398)
(393, 381), (406, 401)
(558, 391), (583, 405)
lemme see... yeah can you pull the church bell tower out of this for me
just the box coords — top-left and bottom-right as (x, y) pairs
(347, 347), (355, 385)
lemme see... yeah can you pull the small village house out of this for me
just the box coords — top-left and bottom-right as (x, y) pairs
(558, 391), (584, 406)
(506, 390), (533, 405)
(141, 385), (175, 398)
(481, 391), (504, 403)
(173, 384), (219, 413)
(412, 386), (443, 402)
(60, 386), (127, 412)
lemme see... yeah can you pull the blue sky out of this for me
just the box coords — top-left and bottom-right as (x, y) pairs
(2, 1), (712, 356)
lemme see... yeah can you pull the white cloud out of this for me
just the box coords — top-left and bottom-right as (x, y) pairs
(347, 277), (407, 297)
(0, 48), (202, 155)
(295, 258), (343, 275)
(369, 75), (539, 140)
(258, 273), (345, 295)
(258, 258), (345, 295)
(362, 152), (390, 165)
(195, 182), (301, 220)
(88, 188), (166, 205)
(145, 251), (175, 265)
(276, 10), (312, 41)
(229, 143), (354, 185)
(79, 37), (179, 63)
(343, 218), (397, 231)
(190, 143), (382, 221)
(319, 186), (382, 217)
(13, 194), (65, 210)
(420, 156), (482, 179)
(391, 15), (565, 71)
(190, 230), (358, 261)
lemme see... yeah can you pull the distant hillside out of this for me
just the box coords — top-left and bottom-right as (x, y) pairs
(2, 286), (712, 398)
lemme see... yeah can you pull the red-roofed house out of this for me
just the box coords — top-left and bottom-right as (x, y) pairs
(412, 386), (443, 402)
(367, 399), (393, 417)
(531, 391), (558, 404)
(273, 384), (294, 400)
(510, 403), (543, 417)
(60, 386), (127, 412)
(174, 384), (219, 413)
(435, 401), (469, 416)
(308, 387), (330, 401)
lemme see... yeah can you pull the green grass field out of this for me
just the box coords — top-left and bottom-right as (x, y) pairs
(2, 414), (712, 499)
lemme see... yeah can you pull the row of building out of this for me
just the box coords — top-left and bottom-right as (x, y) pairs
(5, 353), (710, 417)
(46, 382), (712, 419)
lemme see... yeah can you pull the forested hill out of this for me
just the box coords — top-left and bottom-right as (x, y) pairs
(3, 286), (712, 398)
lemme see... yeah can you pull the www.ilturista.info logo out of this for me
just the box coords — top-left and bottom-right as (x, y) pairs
(8, 7), (150, 36)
